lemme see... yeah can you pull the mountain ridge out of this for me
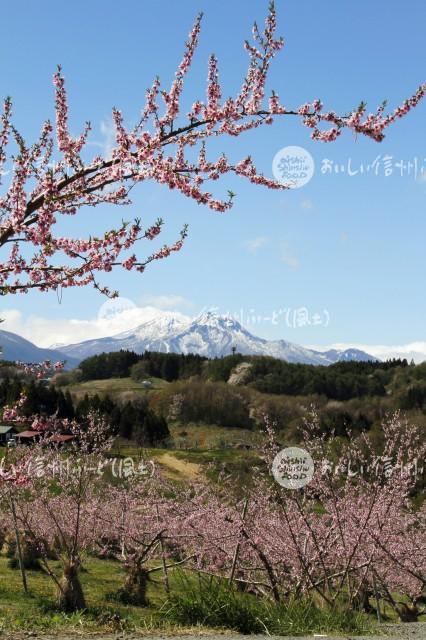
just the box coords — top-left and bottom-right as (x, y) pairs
(0, 329), (79, 369)
(52, 310), (378, 365)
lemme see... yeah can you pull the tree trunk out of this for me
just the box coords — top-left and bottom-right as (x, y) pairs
(57, 562), (86, 612)
(396, 603), (419, 623)
(352, 587), (375, 614)
(123, 562), (149, 606)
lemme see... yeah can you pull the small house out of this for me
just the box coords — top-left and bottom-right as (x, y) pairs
(15, 430), (40, 445)
(0, 425), (17, 445)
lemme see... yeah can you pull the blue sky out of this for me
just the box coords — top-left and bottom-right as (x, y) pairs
(0, 0), (425, 354)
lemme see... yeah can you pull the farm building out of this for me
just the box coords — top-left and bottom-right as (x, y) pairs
(13, 431), (74, 447)
(15, 430), (40, 444)
(0, 425), (17, 445)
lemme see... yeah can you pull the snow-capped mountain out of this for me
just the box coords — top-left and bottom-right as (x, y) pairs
(56, 310), (377, 365)
(321, 348), (376, 363)
(0, 330), (79, 369)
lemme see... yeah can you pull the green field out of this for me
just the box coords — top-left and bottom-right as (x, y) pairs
(0, 555), (193, 633)
(169, 421), (261, 450)
(0, 556), (375, 635)
(64, 376), (169, 401)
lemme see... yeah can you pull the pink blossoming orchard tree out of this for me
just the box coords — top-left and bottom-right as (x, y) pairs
(97, 479), (197, 607)
(1, 393), (425, 618)
(0, 411), (115, 611)
(166, 414), (425, 621)
(255, 414), (426, 619)
(0, 2), (424, 296)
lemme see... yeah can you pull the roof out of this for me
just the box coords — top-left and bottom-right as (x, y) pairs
(16, 430), (39, 439)
(0, 425), (16, 434)
(49, 434), (74, 443)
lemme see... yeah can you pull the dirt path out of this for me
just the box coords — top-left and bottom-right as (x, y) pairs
(156, 453), (201, 479)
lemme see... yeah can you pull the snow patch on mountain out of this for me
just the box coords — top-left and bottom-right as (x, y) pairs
(56, 310), (377, 365)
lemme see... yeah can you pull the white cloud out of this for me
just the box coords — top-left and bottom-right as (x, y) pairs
(300, 199), (313, 210)
(140, 294), (192, 309)
(244, 236), (268, 254)
(308, 342), (426, 364)
(0, 303), (191, 349)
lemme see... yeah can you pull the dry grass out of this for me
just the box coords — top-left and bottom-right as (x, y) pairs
(157, 452), (202, 480)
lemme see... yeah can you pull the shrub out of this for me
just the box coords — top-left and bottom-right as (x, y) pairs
(3, 532), (42, 571)
(163, 576), (371, 635)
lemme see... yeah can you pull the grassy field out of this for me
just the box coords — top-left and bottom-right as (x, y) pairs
(169, 422), (262, 450)
(1, 434), (261, 485)
(0, 554), (216, 634)
(108, 441), (262, 485)
(64, 376), (169, 401)
(0, 555), (375, 635)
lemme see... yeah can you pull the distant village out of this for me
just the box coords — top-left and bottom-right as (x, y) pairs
(0, 424), (74, 448)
